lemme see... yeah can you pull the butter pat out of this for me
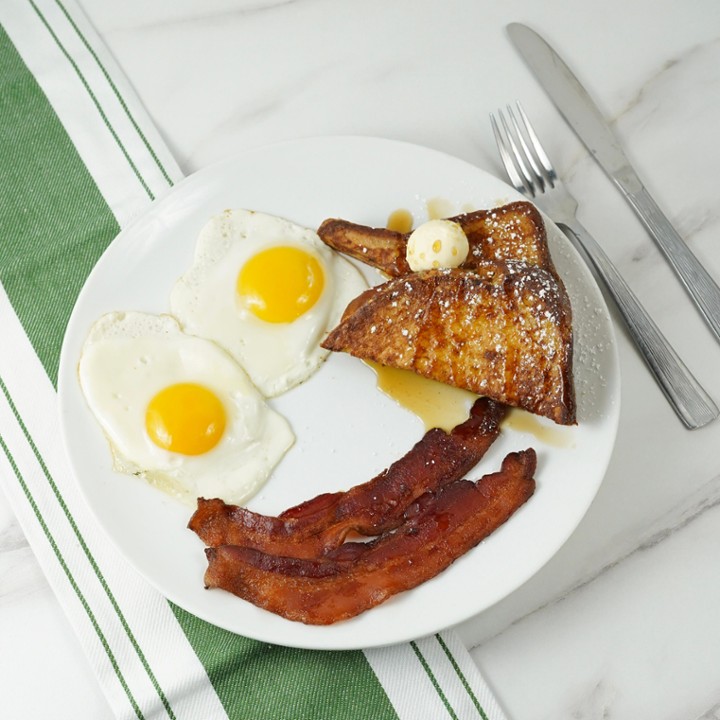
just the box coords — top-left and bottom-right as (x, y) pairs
(406, 219), (469, 271)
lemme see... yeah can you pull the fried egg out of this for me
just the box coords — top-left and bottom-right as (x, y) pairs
(78, 311), (294, 505)
(170, 210), (368, 397)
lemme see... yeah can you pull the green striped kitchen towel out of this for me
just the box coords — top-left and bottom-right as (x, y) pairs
(0, 1), (510, 718)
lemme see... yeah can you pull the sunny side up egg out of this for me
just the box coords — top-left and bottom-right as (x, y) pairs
(170, 209), (368, 397)
(77, 311), (294, 505)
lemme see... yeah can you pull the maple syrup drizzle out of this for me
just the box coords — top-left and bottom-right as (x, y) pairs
(386, 208), (413, 233)
(365, 361), (477, 432)
(502, 408), (574, 448)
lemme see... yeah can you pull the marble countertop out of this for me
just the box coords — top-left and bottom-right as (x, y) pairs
(3, 1), (720, 718)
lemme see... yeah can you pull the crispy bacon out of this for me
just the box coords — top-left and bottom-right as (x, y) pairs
(203, 449), (536, 625)
(188, 397), (506, 558)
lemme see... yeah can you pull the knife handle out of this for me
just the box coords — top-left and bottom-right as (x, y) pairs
(558, 218), (718, 429)
(622, 185), (720, 344)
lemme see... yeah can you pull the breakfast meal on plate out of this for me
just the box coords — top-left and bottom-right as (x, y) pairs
(170, 209), (368, 397)
(318, 200), (558, 280)
(188, 397), (506, 558)
(321, 264), (576, 425)
(77, 195), (574, 627)
(202, 449), (536, 625)
(77, 311), (294, 505)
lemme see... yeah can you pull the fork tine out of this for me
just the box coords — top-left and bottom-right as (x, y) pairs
(506, 104), (547, 192)
(490, 112), (530, 196)
(514, 102), (557, 186)
(497, 110), (538, 196)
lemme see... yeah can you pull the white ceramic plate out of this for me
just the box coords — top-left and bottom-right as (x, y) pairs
(58, 136), (620, 650)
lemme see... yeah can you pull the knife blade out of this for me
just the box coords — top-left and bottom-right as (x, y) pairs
(508, 22), (720, 345)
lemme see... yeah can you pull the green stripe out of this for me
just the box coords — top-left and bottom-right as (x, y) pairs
(410, 641), (459, 720)
(171, 605), (398, 720)
(0, 23), (119, 385)
(0, 375), (177, 720)
(0, 432), (144, 720)
(52, 0), (176, 188)
(27, 0), (156, 201)
(435, 634), (490, 720)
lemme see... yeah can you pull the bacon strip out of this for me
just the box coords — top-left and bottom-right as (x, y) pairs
(188, 397), (506, 558)
(204, 449), (536, 625)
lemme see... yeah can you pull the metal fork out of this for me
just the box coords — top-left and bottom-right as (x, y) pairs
(491, 102), (718, 429)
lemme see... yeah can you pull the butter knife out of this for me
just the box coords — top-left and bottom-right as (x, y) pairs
(508, 22), (720, 345)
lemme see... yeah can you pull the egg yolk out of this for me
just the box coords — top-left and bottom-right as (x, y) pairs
(237, 245), (325, 323)
(145, 383), (226, 455)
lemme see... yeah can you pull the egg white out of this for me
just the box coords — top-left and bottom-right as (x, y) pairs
(77, 311), (295, 506)
(169, 209), (368, 397)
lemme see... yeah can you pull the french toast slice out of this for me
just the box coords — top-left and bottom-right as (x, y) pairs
(318, 201), (557, 278)
(322, 265), (576, 425)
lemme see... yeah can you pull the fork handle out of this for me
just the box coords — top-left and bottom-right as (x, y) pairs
(557, 218), (718, 429)
(624, 186), (720, 344)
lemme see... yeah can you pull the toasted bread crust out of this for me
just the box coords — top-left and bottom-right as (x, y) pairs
(318, 220), (410, 276)
(318, 201), (557, 278)
(322, 266), (576, 425)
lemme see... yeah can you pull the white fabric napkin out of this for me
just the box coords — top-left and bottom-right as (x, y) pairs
(0, 1), (510, 718)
